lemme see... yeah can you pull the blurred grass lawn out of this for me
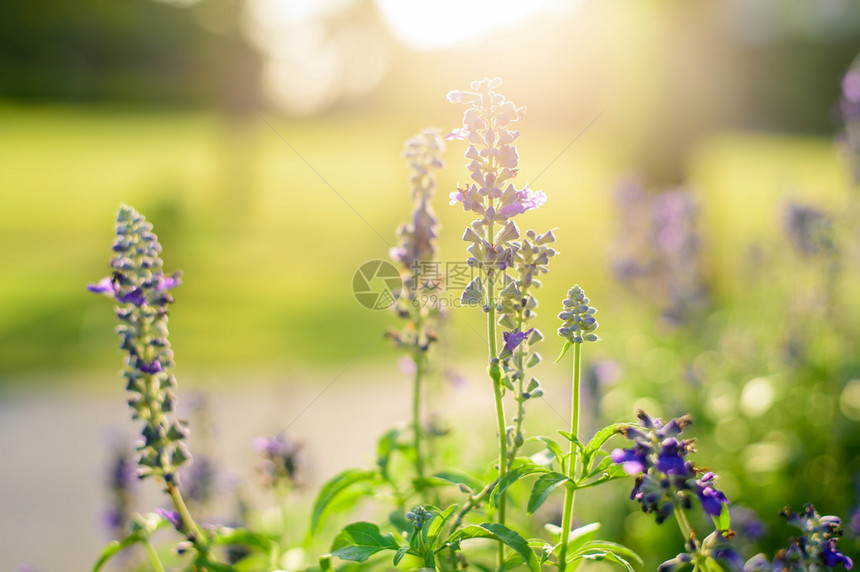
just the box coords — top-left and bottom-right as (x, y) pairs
(0, 104), (850, 381)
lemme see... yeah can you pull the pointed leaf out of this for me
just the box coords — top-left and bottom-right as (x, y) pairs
(573, 540), (643, 567)
(393, 546), (409, 566)
(582, 423), (625, 469)
(579, 462), (627, 489)
(555, 339), (574, 363)
(311, 469), (376, 534)
(448, 523), (541, 572)
(429, 469), (483, 492)
(376, 427), (402, 474)
(319, 555), (334, 572)
(426, 504), (458, 549)
(331, 522), (401, 562)
(529, 436), (564, 469)
(527, 472), (571, 514)
(712, 502), (731, 533)
(92, 536), (141, 572)
(578, 551), (635, 572)
(490, 462), (550, 508)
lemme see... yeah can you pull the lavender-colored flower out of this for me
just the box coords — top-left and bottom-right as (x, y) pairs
(502, 328), (534, 354)
(89, 205), (189, 481)
(156, 508), (182, 529)
(446, 78), (543, 223)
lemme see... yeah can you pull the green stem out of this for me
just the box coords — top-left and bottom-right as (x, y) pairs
(143, 539), (167, 572)
(167, 482), (208, 553)
(487, 270), (508, 569)
(558, 342), (582, 572)
(412, 348), (426, 480)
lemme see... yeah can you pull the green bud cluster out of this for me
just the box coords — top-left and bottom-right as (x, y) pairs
(558, 284), (599, 344)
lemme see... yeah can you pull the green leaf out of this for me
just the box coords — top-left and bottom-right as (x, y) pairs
(377, 427), (402, 474)
(559, 522), (601, 553)
(319, 554), (335, 572)
(529, 436), (564, 469)
(579, 551), (635, 572)
(426, 504), (458, 549)
(448, 523), (541, 572)
(210, 528), (273, 552)
(490, 462), (550, 508)
(92, 536), (141, 572)
(579, 461), (627, 488)
(527, 472), (570, 514)
(429, 469), (483, 492)
(310, 469), (376, 534)
(393, 546), (409, 566)
(712, 502), (731, 533)
(555, 339), (574, 362)
(331, 522), (401, 562)
(573, 540), (643, 567)
(582, 423), (625, 469)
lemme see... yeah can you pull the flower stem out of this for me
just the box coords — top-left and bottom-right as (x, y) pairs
(486, 267), (508, 569)
(167, 481), (208, 554)
(143, 538), (167, 572)
(558, 342), (582, 572)
(412, 349), (426, 480)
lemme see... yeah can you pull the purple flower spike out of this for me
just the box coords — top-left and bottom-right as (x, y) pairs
(156, 508), (181, 529)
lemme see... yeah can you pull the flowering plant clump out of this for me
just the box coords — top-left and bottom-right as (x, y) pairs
(86, 73), (859, 572)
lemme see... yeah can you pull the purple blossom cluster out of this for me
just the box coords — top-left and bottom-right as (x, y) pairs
(88, 205), (189, 481)
(611, 410), (728, 524)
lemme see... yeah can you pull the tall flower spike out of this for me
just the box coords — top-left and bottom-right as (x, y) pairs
(447, 77), (545, 225)
(89, 205), (189, 481)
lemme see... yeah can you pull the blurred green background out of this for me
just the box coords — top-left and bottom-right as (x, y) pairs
(3, 0), (860, 569)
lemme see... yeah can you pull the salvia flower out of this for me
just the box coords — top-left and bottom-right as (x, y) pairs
(558, 284), (599, 344)
(89, 205), (189, 481)
(611, 410), (729, 523)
